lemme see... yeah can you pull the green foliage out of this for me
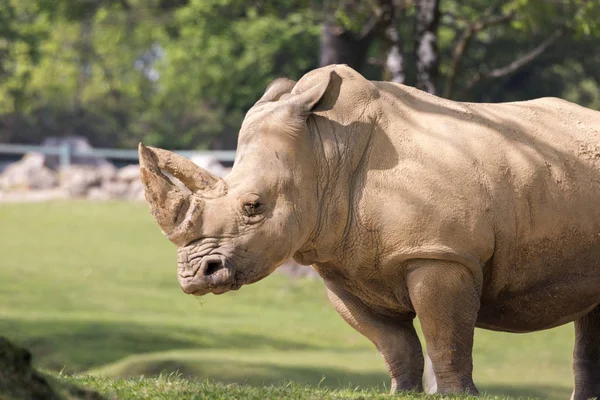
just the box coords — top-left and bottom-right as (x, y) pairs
(0, 0), (48, 111)
(573, 0), (600, 37)
(331, 0), (377, 33)
(157, 0), (320, 147)
(0, 0), (166, 146)
(0, 0), (598, 149)
(506, 0), (600, 36)
(0, 0), (321, 149)
(437, 0), (600, 101)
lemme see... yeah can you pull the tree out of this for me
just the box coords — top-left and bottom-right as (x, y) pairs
(321, 0), (600, 98)
(159, 0), (321, 148)
(414, 0), (440, 93)
(0, 0), (598, 150)
(0, 0), (47, 111)
(442, 0), (600, 100)
(1, 0), (178, 147)
(319, 0), (405, 81)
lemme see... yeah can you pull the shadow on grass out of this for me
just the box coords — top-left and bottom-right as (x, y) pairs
(100, 357), (390, 390)
(0, 318), (323, 373)
(0, 318), (574, 398)
(98, 357), (572, 398)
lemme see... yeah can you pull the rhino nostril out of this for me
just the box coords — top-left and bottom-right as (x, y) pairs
(204, 260), (224, 276)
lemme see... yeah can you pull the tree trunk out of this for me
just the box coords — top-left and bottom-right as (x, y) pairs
(319, 19), (375, 71)
(383, 0), (405, 83)
(414, 0), (440, 94)
(320, 0), (407, 80)
(74, 17), (93, 116)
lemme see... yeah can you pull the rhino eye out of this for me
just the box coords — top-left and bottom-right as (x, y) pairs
(243, 201), (262, 216)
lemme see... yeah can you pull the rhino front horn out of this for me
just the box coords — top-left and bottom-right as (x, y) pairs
(138, 144), (227, 197)
(138, 144), (227, 237)
(138, 144), (190, 236)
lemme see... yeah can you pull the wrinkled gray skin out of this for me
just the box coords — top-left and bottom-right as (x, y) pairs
(139, 65), (600, 399)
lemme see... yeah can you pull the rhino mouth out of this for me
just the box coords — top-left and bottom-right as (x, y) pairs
(178, 255), (237, 296)
(180, 255), (273, 296)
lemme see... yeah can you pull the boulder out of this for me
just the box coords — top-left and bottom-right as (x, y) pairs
(189, 154), (228, 177)
(87, 187), (112, 201)
(102, 181), (130, 199)
(126, 179), (146, 201)
(97, 163), (117, 184)
(0, 153), (58, 190)
(0, 142), (232, 203)
(59, 166), (104, 197)
(116, 164), (140, 183)
(41, 136), (110, 169)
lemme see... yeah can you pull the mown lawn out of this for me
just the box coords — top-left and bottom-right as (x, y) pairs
(0, 202), (576, 399)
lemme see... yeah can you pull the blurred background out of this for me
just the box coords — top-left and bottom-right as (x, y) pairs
(1, 0), (599, 150)
(0, 0), (599, 398)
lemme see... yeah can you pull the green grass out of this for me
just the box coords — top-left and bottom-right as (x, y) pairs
(0, 202), (576, 399)
(58, 374), (521, 400)
(57, 374), (468, 400)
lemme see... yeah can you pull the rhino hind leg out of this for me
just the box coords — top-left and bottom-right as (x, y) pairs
(324, 281), (424, 393)
(572, 304), (600, 400)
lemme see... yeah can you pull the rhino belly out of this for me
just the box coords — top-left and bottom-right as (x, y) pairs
(476, 284), (600, 333)
(476, 239), (600, 333)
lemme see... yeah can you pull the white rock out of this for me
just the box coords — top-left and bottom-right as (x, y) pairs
(97, 163), (117, 183)
(126, 179), (146, 201)
(189, 154), (227, 177)
(0, 153), (58, 190)
(116, 164), (141, 183)
(59, 166), (103, 197)
(87, 187), (113, 201)
(98, 181), (130, 199)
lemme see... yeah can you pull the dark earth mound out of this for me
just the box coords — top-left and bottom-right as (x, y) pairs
(0, 337), (104, 400)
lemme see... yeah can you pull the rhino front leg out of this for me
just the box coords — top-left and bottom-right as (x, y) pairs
(325, 280), (424, 393)
(406, 259), (481, 395)
(572, 304), (600, 400)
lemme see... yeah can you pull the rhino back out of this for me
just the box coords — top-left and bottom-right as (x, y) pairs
(358, 83), (600, 331)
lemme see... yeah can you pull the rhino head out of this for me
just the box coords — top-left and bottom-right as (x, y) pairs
(139, 72), (337, 295)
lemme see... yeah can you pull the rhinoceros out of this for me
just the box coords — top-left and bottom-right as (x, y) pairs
(138, 64), (600, 398)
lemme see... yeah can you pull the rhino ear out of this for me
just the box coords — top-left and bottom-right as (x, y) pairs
(289, 70), (340, 116)
(258, 78), (297, 104)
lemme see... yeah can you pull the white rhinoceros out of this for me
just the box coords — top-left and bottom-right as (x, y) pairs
(138, 64), (600, 398)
